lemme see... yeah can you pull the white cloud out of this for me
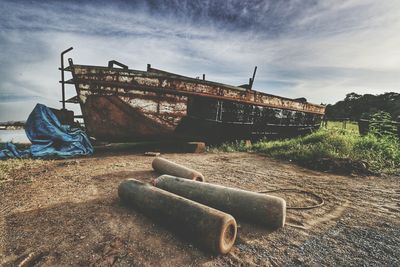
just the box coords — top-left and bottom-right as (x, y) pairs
(0, 0), (399, 121)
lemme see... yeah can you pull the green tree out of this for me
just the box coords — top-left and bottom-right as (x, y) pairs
(369, 111), (397, 137)
(325, 92), (400, 121)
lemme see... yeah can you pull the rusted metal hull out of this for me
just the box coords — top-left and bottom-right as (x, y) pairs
(66, 62), (325, 142)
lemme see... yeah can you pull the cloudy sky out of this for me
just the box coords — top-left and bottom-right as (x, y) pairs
(0, 0), (399, 121)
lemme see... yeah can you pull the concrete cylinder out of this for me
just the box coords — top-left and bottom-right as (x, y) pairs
(153, 175), (286, 229)
(152, 157), (205, 182)
(118, 179), (236, 254)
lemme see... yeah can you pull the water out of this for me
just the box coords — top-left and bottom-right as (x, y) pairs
(0, 129), (30, 143)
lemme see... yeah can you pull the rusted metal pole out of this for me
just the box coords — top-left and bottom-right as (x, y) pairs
(153, 175), (286, 229)
(152, 157), (205, 182)
(118, 179), (237, 254)
(249, 66), (257, 90)
(60, 47), (73, 110)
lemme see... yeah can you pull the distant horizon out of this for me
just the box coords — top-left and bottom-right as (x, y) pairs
(1, 0), (400, 121)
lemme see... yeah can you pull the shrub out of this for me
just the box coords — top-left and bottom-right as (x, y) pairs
(369, 111), (397, 137)
(352, 134), (400, 172)
(214, 125), (400, 175)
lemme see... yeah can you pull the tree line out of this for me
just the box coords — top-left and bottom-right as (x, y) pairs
(325, 92), (400, 121)
(0, 121), (25, 127)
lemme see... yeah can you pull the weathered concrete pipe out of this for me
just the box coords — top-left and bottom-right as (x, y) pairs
(118, 179), (236, 254)
(152, 157), (205, 182)
(153, 175), (286, 229)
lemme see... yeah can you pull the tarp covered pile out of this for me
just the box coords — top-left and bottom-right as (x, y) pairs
(0, 104), (93, 159)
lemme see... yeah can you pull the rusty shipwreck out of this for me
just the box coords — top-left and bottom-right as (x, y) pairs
(58, 48), (325, 143)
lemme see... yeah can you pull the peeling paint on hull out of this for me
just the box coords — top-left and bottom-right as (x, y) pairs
(67, 63), (325, 142)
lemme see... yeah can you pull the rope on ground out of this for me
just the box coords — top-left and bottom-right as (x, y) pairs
(258, 188), (324, 210)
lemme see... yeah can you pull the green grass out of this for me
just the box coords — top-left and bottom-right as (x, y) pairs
(323, 120), (359, 133)
(213, 124), (400, 175)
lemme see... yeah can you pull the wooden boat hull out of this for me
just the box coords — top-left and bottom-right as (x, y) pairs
(66, 62), (324, 142)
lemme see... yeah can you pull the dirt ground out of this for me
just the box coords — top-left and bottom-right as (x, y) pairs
(1, 151), (399, 266)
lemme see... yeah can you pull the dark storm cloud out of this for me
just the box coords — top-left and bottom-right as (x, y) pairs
(0, 0), (349, 38)
(0, 0), (399, 121)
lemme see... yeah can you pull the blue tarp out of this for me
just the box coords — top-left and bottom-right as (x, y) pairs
(0, 104), (93, 159)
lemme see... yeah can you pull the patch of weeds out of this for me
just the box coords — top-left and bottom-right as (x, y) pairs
(212, 124), (400, 175)
(208, 140), (251, 153)
(0, 159), (50, 185)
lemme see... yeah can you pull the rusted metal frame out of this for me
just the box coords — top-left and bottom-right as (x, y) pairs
(79, 85), (320, 130)
(74, 71), (325, 114)
(185, 115), (252, 125)
(60, 47), (73, 109)
(77, 86), (187, 104)
(79, 69), (323, 123)
(73, 78), (325, 115)
(72, 65), (326, 112)
(72, 65), (246, 92)
(249, 66), (257, 90)
(74, 71), (228, 97)
(101, 83), (321, 115)
(108, 60), (128, 69)
(68, 59), (90, 124)
(82, 66), (324, 108)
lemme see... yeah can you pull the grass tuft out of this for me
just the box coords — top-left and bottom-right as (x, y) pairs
(213, 123), (400, 175)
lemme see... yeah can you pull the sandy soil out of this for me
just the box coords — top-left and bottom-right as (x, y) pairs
(1, 151), (399, 266)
